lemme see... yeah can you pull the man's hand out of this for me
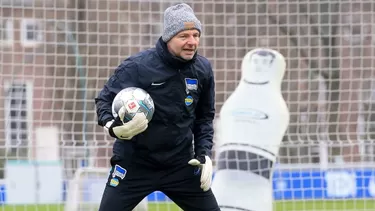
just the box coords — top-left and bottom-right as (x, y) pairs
(105, 108), (148, 140)
(188, 155), (213, 192)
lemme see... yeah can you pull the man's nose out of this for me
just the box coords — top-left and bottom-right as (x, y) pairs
(186, 36), (197, 45)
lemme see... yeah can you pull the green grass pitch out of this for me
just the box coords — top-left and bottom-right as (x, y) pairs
(0, 200), (374, 211)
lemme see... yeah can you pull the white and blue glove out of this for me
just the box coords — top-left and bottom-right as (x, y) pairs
(104, 106), (148, 140)
(188, 155), (213, 192)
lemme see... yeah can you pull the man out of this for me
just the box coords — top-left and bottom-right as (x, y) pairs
(95, 3), (220, 211)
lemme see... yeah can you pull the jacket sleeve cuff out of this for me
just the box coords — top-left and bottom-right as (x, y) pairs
(195, 148), (212, 158)
(99, 114), (115, 127)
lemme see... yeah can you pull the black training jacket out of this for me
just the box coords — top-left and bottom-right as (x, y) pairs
(95, 37), (215, 166)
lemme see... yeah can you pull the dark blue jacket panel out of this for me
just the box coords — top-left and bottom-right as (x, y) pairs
(95, 37), (215, 165)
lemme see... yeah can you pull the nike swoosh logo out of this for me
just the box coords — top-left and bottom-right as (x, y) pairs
(151, 82), (165, 86)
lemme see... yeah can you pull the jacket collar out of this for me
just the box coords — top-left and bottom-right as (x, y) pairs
(156, 37), (197, 69)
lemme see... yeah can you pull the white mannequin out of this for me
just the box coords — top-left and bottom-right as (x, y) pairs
(211, 48), (290, 211)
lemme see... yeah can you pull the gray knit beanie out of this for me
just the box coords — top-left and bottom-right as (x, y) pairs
(162, 3), (202, 43)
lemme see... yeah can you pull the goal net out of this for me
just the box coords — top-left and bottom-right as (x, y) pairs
(0, 0), (374, 211)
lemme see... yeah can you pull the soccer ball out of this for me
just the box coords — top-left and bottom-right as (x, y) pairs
(112, 87), (155, 122)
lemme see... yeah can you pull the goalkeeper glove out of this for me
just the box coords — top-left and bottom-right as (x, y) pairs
(104, 107), (148, 140)
(188, 155), (213, 192)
